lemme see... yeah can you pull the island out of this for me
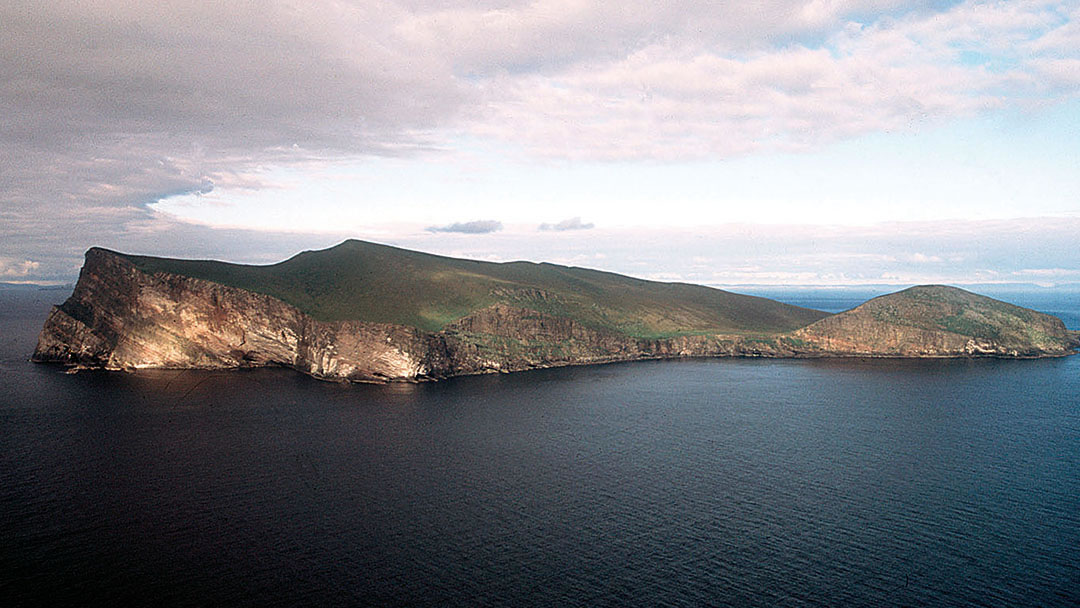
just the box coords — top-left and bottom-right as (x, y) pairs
(33, 240), (1080, 382)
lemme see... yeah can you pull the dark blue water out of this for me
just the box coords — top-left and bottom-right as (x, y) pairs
(2, 290), (1078, 606)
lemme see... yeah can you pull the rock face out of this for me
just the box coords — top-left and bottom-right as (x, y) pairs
(33, 249), (437, 381)
(32, 249), (798, 381)
(33, 249), (1079, 382)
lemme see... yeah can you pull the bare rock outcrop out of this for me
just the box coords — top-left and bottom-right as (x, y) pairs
(34, 249), (443, 381)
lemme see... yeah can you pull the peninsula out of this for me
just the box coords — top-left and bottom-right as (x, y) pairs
(33, 241), (1079, 382)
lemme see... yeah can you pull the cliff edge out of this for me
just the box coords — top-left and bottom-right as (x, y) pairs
(32, 247), (812, 381)
(32, 245), (1078, 382)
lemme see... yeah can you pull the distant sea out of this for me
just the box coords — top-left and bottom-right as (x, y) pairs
(2, 287), (1078, 606)
(730, 284), (1080, 330)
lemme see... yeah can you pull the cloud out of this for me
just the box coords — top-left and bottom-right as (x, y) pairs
(2, 1), (1079, 282)
(477, 1), (1080, 159)
(426, 220), (503, 234)
(10, 214), (1080, 288)
(0, 258), (41, 278)
(396, 0), (940, 74)
(0, 0), (474, 282)
(391, 217), (1080, 287)
(539, 217), (595, 231)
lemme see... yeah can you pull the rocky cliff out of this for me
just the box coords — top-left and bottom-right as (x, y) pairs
(33, 248), (805, 381)
(33, 248), (1078, 382)
(33, 248), (436, 381)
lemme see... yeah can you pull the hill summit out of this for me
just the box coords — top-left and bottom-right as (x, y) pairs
(796, 285), (1078, 357)
(119, 239), (827, 337)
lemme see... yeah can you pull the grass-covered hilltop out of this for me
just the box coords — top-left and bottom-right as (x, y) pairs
(121, 239), (828, 338)
(795, 285), (1078, 357)
(33, 241), (1080, 383)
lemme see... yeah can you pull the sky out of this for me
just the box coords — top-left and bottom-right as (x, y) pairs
(2, 0), (1079, 287)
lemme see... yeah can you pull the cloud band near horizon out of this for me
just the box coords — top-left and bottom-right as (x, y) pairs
(2, 1), (1078, 284)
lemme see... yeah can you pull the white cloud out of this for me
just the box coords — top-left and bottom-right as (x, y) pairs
(0, 258), (41, 278)
(3, 1), (1079, 282)
(477, 0), (1080, 159)
(1013, 267), (1078, 277)
(1035, 59), (1080, 89)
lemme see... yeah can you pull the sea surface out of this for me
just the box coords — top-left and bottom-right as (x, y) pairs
(1, 288), (1078, 606)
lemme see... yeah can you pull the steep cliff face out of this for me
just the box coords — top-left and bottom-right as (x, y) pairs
(34, 249), (444, 381)
(33, 250), (1078, 382)
(36, 248), (301, 369)
(32, 249), (818, 381)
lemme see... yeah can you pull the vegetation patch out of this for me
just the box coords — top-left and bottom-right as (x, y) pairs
(120, 240), (828, 337)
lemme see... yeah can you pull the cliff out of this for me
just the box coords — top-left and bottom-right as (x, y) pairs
(32, 248), (809, 381)
(32, 246), (1078, 382)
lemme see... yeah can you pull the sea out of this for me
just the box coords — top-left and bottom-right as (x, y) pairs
(1, 287), (1078, 607)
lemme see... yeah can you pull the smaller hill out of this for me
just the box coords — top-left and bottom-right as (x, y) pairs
(795, 285), (1079, 357)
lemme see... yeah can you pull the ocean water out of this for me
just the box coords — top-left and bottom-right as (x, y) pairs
(733, 285), (1080, 328)
(1, 288), (1078, 606)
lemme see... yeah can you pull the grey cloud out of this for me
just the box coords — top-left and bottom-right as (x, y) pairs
(426, 220), (503, 234)
(2, 2), (464, 149)
(3, 1), (1075, 283)
(1, 0), (473, 281)
(539, 217), (595, 231)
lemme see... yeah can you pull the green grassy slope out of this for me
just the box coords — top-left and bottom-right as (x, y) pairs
(863, 285), (1070, 343)
(800, 284), (1075, 352)
(119, 240), (828, 337)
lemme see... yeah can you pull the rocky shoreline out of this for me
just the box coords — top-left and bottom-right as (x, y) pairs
(33, 248), (1079, 383)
